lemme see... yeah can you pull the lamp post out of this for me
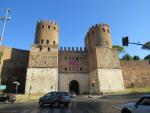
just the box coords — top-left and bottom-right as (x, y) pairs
(0, 8), (11, 45)
(13, 81), (20, 94)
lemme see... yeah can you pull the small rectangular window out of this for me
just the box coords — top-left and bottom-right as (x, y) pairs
(65, 57), (67, 60)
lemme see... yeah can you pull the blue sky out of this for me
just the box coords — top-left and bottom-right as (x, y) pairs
(0, 0), (150, 58)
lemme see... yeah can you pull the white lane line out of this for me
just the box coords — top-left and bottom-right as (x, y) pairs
(111, 105), (122, 110)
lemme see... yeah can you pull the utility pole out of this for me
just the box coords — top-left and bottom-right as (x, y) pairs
(0, 8), (11, 45)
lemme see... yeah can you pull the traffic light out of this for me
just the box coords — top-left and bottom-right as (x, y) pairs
(122, 36), (129, 46)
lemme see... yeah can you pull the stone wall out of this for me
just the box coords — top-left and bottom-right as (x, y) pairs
(121, 60), (150, 88)
(0, 46), (29, 93)
(25, 68), (58, 94)
(96, 47), (121, 69)
(59, 73), (89, 94)
(58, 50), (89, 73)
(28, 46), (58, 68)
(89, 69), (124, 94)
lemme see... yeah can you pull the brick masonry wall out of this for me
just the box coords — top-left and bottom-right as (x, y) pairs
(121, 60), (150, 88)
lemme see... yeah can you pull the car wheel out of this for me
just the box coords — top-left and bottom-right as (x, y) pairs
(39, 101), (44, 107)
(121, 108), (131, 113)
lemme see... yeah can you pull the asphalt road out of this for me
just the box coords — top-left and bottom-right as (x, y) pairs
(0, 94), (143, 113)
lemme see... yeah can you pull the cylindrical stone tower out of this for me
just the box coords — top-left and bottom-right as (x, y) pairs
(85, 24), (112, 49)
(34, 20), (59, 46)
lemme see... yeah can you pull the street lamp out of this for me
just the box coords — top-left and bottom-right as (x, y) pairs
(0, 8), (11, 45)
(13, 81), (20, 94)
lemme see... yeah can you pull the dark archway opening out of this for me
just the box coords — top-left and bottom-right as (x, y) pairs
(69, 80), (79, 94)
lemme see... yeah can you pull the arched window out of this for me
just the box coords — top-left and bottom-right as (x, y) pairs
(46, 40), (49, 44)
(80, 67), (82, 71)
(42, 25), (44, 28)
(102, 28), (105, 32)
(91, 31), (94, 34)
(48, 25), (50, 29)
(39, 47), (42, 51)
(65, 57), (67, 60)
(65, 68), (67, 71)
(76, 57), (78, 61)
(48, 47), (50, 51)
(41, 39), (44, 44)
(53, 41), (56, 45)
(53, 26), (56, 30)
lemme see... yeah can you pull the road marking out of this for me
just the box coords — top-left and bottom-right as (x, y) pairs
(111, 105), (122, 110)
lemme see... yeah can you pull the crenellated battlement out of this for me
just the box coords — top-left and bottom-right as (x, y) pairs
(59, 47), (87, 53)
(84, 23), (112, 48)
(37, 19), (59, 27)
(34, 19), (59, 46)
(86, 23), (110, 38)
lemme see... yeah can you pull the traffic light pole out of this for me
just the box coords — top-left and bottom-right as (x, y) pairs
(129, 42), (150, 49)
(122, 36), (150, 49)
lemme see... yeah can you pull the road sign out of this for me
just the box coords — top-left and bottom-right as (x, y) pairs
(0, 85), (6, 90)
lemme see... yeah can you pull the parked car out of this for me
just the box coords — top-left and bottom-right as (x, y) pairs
(0, 93), (16, 103)
(121, 95), (150, 113)
(69, 91), (76, 98)
(39, 91), (71, 107)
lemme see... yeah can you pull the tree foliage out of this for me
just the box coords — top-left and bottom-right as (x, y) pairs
(113, 45), (125, 53)
(144, 54), (150, 60)
(142, 41), (150, 50)
(133, 55), (140, 60)
(122, 53), (133, 60)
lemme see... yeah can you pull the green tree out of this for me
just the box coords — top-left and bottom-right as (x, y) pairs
(113, 45), (125, 54)
(122, 53), (133, 60)
(133, 55), (140, 60)
(144, 54), (150, 60)
(142, 41), (150, 50)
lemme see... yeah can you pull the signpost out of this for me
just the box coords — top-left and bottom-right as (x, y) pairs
(0, 85), (6, 90)
(13, 81), (20, 94)
(0, 85), (6, 93)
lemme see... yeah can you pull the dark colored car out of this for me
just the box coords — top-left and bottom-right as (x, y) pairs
(39, 91), (71, 107)
(0, 93), (16, 103)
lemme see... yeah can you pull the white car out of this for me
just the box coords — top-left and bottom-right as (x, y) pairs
(121, 95), (150, 113)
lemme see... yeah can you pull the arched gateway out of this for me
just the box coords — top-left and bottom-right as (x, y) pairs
(69, 80), (79, 94)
